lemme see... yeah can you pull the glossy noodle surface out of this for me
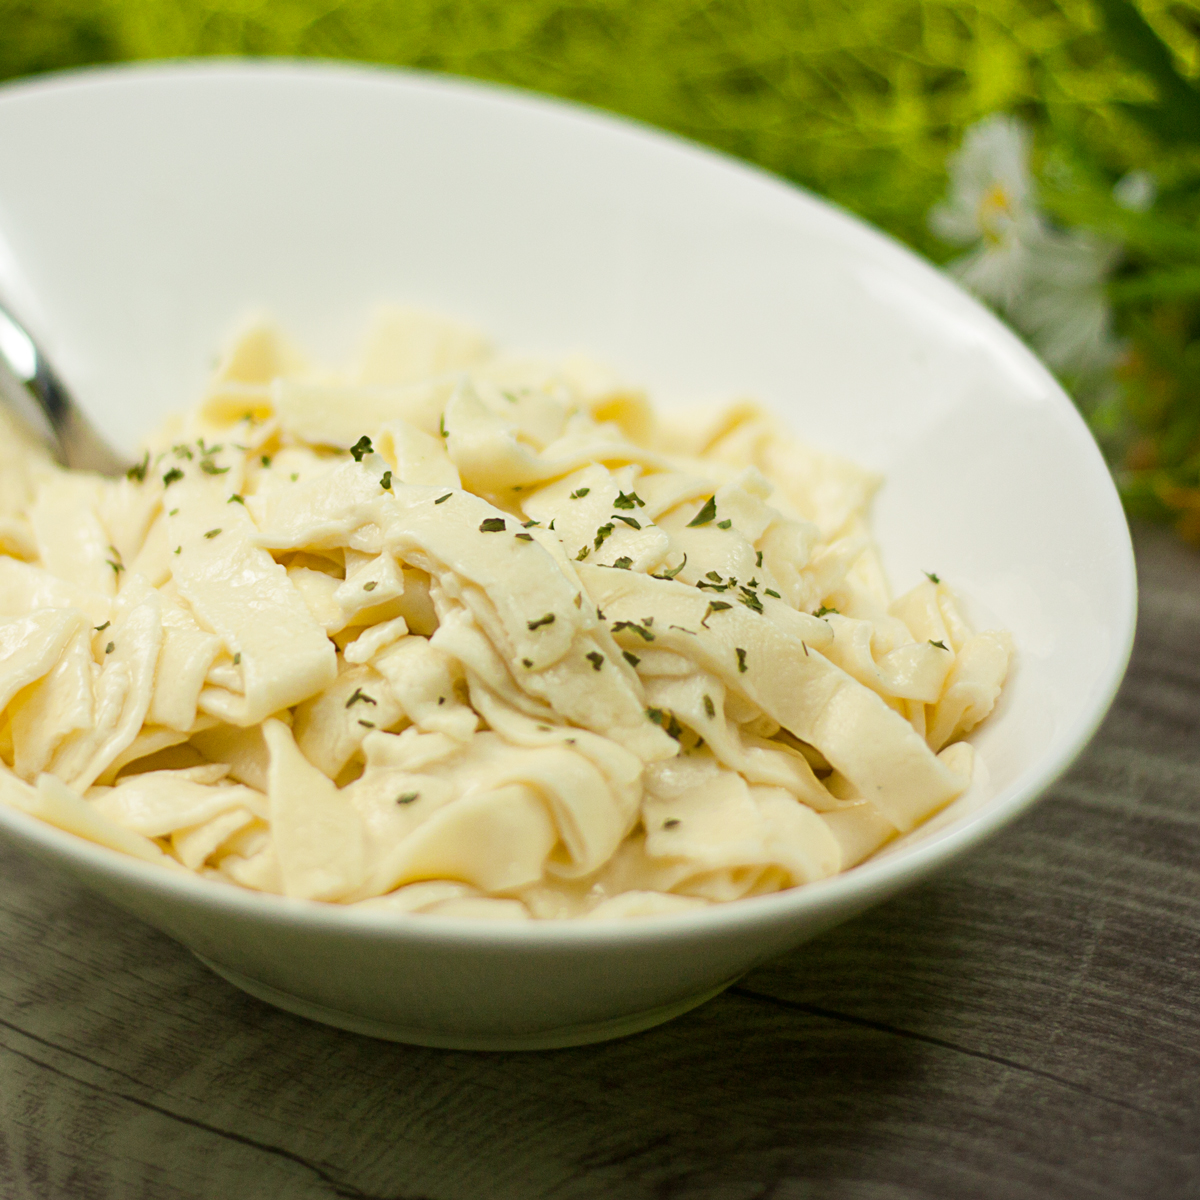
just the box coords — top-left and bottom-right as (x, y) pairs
(0, 309), (1011, 920)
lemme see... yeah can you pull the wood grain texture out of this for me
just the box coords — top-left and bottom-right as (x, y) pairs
(1, 523), (1198, 1200)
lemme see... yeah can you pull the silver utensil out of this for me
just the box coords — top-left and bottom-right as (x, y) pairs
(0, 298), (128, 476)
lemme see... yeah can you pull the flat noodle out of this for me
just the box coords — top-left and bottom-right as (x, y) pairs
(0, 309), (1012, 917)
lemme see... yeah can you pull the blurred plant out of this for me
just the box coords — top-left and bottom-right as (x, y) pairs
(932, 0), (1200, 541)
(1, 0), (1194, 258)
(5, 0), (1200, 535)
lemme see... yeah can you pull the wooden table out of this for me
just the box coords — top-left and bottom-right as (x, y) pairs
(2, 524), (1197, 1200)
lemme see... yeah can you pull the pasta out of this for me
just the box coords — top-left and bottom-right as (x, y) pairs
(0, 307), (1012, 920)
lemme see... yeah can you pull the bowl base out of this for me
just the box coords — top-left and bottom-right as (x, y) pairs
(194, 953), (736, 1050)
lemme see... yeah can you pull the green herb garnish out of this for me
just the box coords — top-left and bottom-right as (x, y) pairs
(646, 708), (683, 739)
(479, 517), (507, 532)
(651, 555), (687, 581)
(126, 452), (149, 482)
(612, 620), (655, 641)
(701, 600), (731, 627)
(586, 651), (605, 671)
(613, 490), (645, 510)
(687, 496), (717, 527)
(737, 588), (763, 614)
(527, 613), (556, 630)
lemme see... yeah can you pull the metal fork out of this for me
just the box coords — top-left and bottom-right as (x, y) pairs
(0, 299), (128, 476)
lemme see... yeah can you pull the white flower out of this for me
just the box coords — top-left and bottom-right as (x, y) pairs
(1014, 232), (1123, 383)
(930, 115), (1045, 312)
(1113, 170), (1156, 212)
(930, 113), (1125, 393)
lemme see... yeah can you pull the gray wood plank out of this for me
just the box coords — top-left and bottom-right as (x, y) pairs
(1, 523), (1198, 1200)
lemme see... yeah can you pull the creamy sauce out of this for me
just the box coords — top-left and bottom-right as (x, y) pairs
(0, 308), (1011, 919)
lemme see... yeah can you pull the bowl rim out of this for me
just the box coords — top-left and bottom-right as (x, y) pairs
(0, 57), (1138, 947)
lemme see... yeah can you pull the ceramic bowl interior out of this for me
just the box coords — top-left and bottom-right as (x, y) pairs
(0, 62), (1136, 1049)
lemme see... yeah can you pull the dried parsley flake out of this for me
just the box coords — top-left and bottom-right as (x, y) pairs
(612, 620), (655, 641)
(687, 496), (717, 527)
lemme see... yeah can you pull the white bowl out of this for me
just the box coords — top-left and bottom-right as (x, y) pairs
(0, 61), (1135, 1050)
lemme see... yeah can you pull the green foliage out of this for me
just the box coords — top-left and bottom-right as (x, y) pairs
(0, 0), (120, 80)
(1093, 0), (1200, 140)
(0, 0), (1194, 254)
(1023, 0), (1200, 538)
(5, 0), (1200, 533)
